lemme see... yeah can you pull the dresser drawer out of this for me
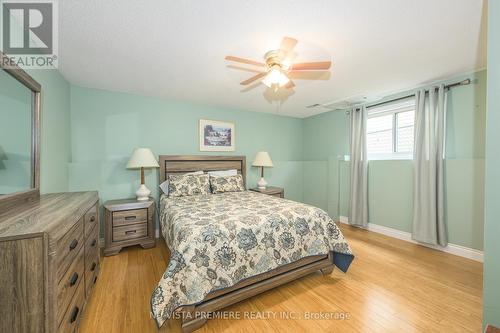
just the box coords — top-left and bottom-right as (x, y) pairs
(112, 209), (147, 227)
(112, 223), (148, 242)
(84, 204), (98, 238)
(57, 246), (84, 326)
(85, 223), (100, 298)
(58, 280), (85, 333)
(85, 260), (100, 297)
(57, 218), (84, 282)
(85, 223), (99, 253)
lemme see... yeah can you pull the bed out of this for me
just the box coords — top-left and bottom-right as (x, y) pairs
(151, 155), (354, 332)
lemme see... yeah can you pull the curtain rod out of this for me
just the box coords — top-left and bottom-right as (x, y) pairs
(353, 78), (471, 111)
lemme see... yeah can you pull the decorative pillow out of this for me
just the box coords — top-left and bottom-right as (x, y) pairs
(210, 174), (245, 194)
(207, 169), (238, 177)
(159, 171), (203, 195)
(168, 173), (210, 197)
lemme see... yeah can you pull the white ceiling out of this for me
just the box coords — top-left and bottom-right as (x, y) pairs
(58, 0), (487, 118)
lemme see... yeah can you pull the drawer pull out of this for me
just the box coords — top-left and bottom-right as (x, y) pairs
(69, 306), (80, 323)
(93, 276), (98, 284)
(69, 272), (79, 286)
(91, 239), (97, 247)
(69, 239), (78, 251)
(90, 216), (96, 222)
(125, 230), (137, 235)
(124, 215), (136, 220)
(90, 262), (96, 271)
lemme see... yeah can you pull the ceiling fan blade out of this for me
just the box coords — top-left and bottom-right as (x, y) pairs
(289, 70), (331, 80)
(240, 72), (267, 85)
(241, 81), (262, 92)
(290, 61), (332, 70)
(280, 37), (298, 53)
(284, 80), (295, 89)
(225, 56), (265, 67)
(227, 65), (265, 74)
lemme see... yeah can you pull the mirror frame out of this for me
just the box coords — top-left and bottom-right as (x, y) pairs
(0, 51), (41, 212)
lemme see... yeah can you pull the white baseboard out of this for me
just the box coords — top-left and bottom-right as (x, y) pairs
(338, 216), (484, 262)
(339, 215), (349, 224)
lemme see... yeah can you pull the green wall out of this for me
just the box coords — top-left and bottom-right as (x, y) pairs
(0, 70), (32, 194)
(28, 69), (72, 193)
(68, 86), (304, 221)
(302, 70), (486, 250)
(483, 1), (500, 327)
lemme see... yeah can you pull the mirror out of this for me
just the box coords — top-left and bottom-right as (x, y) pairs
(0, 70), (33, 195)
(0, 51), (41, 211)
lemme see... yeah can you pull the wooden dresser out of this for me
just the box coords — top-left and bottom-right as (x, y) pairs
(0, 191), (100, 333)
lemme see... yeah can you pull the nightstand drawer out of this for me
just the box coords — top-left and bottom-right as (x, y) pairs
(112, 223), (148, 242)
(113, 209), (147, 226)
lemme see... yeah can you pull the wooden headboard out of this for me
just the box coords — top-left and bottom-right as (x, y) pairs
(159, 155), (247, 187)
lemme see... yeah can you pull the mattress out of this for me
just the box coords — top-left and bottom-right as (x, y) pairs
(151, 191), (354, 327)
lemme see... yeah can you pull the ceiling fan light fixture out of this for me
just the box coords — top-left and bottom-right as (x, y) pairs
(262, 66), (290, 88)
(225, 37), (332, 91)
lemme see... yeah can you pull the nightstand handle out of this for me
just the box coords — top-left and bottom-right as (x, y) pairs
(90, 216), (95, 222)
(90, 262), (96, 271)
(125, 230), (137, 235)
(91, 239), (97, 247)
(124, 216), (136, 220)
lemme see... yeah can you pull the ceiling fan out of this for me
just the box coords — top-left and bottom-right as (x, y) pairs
(225, 37), (331, 90)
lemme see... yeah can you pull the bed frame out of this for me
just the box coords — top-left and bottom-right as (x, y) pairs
(158, 155), (335, 333)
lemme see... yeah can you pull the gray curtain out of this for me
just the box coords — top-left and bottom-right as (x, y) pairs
(412, 85), (447, 246)
(349, 106), (368, 228)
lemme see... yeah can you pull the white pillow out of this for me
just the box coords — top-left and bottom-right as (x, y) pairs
(207, 169), (238, 177)
(159, 171), (203, 195)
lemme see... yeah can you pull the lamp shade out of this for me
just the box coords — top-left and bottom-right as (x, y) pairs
(252, 151), (273, 167)
(126, 148), (159, 169)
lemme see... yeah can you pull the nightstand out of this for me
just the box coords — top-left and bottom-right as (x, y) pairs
(249, 186), (284, 198)
(104, 198), (155, 256)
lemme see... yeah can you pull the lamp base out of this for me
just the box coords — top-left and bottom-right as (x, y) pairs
(136, 184), (151, 201)
(257, 177), (268, 190)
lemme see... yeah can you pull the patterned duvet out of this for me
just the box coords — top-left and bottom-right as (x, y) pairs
(151, 191), (354, 328)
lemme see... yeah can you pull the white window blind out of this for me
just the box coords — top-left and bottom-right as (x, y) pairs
(366, 98), (415, 160)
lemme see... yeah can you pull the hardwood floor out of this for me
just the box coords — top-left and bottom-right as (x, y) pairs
(79, 224), (483, 332)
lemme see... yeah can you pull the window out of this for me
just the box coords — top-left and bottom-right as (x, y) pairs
(366, 98), (415, 160)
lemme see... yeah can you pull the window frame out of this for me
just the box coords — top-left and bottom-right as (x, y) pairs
(366, 98), (415, 161)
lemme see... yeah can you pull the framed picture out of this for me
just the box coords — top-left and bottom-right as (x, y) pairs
(199, 119), (235, 151)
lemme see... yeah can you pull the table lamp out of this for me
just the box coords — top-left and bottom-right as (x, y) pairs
(252, 151), (273, 189)
(127, 148), (159, 201)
